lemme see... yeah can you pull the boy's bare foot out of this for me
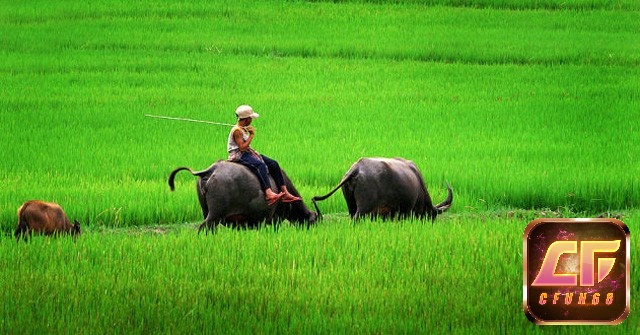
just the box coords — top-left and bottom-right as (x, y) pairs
(265, 191), (284, 206)
(281, 193), (302, 203)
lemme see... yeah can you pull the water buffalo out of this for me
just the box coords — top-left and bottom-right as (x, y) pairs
(15, 200), (81, 241)
(312, 157), (453, 221)
(168, 160), (317, 232)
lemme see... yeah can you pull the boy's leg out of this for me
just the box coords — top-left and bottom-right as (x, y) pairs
(237, 153), (279, 200)
(261, 155), (285, 187)
(261, 155), (301, 203)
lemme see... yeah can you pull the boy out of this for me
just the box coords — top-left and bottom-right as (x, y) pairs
(227, 105), (302, 206)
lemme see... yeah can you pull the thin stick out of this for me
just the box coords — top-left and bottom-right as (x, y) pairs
(144, 114), (236, 127)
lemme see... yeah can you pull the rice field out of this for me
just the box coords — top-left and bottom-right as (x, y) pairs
(0, 0), (638, 333)
(1, 215), (638, 333)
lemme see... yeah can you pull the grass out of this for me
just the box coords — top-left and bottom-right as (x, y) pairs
(1, 212), (637, 333)
(2, 55), (637, 227)
(0, 0), (638, 333)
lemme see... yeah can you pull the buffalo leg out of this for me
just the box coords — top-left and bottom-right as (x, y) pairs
(197, 215), (219, 235)
(196, 178), (209, 219)
(343, 191), (358, 218)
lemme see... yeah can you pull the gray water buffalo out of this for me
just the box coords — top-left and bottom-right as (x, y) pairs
(312, 157), (453, 221)
(168, 160), (317, 232)
(15, 200), (81, 241)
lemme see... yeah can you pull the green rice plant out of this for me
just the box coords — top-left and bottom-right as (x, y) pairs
(0, 213), (637, 333)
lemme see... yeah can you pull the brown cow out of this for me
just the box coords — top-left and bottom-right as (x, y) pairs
(15, 200), (81, 241)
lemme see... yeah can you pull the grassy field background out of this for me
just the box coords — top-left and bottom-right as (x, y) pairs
(2, 215), (639, 333)
(0, 0), (638, 333)
(1, 0), (638, 227)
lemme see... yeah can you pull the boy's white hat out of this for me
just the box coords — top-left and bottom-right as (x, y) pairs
(235, 105), (260, 119)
